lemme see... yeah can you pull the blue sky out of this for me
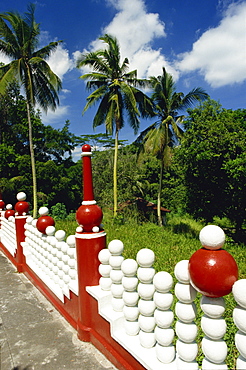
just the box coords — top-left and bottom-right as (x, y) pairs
(1, 0), (246, 159)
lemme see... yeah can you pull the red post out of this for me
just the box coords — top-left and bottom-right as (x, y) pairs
(15, 192), (30, 272)
(15, 216), (27, 272)
(75, 144), (106, 341)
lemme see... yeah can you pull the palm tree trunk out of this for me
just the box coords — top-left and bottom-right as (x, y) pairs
(26, 100), (38, 219)
(157, 159), (164, 227)
(113, 129), (119, 217)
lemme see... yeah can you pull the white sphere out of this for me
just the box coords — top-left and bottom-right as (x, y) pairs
(17, 192), (26, 201)
(175, 302), (197, 323)
(235, 330), (246, 358)
(202, 336), (227, 364)
(154, 309), (174, 329)
(45, 225), (56, 236)
(123, 291), (139, 306)
(99, 277), (112, 291)
(76, 226), (83, 233)
(176, 339), (198, 362)
(237, 355), (246, 370)
(6, 204), (12, 210)
(154, 292), (173, 310)
(153, 271), (173, 292)
(124, 319), (140, 336)
(123, 305), (139, 321)
(139, 330), (156, 348)
(199, 225), (225, 250)
(66, 235), (75, 247)
(110, 269), (123, 283)
(92, 226), (99, 233)
(99, 264), (112, 277)
(137, 267), (155, 283)
(200, 296), (225, 318)
(175, 320), (198, 343)
(233, 306), (246, 334)
(121, 259), (138, 276)
(122, 276), (138, 291)
(202, 358), (228, 370)
(138, 299), (156, 316)
(108, 239), (124, 255)
(137, 248), (155, 267)
(111, 283), (124, 298)
(201, 315), (227, 340)
(138, 314), (156, 332)
(109, 255), (124, 269)
(156, 343), (175, 364)
(174, 260), (190, 284)
(232, 279), (246, 309)
(39, 206), (49, 216)
(112, 297), (124, 312)
(155, 326), (174, 346)
(55, 230), (66, 241)
(26, 216), (33, 224)
(138, 283), (155, 300)
(98, 248), (111, 264)
(175, 282), (197, 304)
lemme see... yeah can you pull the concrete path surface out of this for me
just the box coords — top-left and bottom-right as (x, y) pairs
(0, 251), (117, 370)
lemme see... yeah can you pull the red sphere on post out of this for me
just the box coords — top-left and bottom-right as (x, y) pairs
(36, 216), (55, 234)
(5, 209), (15, 219)
(189, 248), (238, 298)
(15, 201), (30, 215)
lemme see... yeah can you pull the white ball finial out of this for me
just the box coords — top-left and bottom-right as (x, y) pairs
(39, 206), (49, 216)
(17, 192), (26, 201)
(199, 225), (225, 250)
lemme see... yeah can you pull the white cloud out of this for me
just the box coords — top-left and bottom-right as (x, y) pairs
(177, 1), (246, 87)
(41, 104), (70, 124)
(0, 53), (11, 65)
(77, 0), (175, 79)
(46, 44), (74, 80)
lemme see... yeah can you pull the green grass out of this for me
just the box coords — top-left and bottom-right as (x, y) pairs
(55, 212), (246, 369)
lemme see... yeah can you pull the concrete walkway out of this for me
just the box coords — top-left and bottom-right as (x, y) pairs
(0, 251), (117, 370)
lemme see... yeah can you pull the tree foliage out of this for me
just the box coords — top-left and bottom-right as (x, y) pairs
(177, 99), (246, 233)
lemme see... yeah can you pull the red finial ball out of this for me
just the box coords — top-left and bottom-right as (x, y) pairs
(36, 216), (55, 234)
(15, 192), (29, 215)
(36, 207), (55, 234)
(5, 204), (15, 219)
(82, 144), (91, 152)
(0, 199), (5, 210)
(189, 225), (238, 297)
(76, 204), (103, 232)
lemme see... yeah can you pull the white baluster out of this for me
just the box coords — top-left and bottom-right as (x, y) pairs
(200, 296), (228, 369)
(174, 260), (198, 369)
(137, 248), (156, 349)
(153, 270), (175, 364)
(122, 258), (139, 336)
(108, 240), (124, 311)
(232, 279), (246, 370)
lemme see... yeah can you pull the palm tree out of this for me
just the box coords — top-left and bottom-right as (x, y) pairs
(77, 34), (153, 216)
(0, 4), (62, 218)
(136, 67), (209, 226)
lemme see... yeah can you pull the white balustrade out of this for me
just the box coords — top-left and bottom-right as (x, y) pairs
(0, 209), (17, 255)
(88, 238), (246, 370)
(22, 215), (78, 302)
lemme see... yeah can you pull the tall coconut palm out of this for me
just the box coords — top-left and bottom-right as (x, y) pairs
(136, 67), (209, 226)
(0, 4), (62, 218)
(77, 34), (154, 216)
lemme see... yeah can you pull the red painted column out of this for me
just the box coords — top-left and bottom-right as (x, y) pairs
(15, 192), (30, 273)
(75, 144), (106, 341)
